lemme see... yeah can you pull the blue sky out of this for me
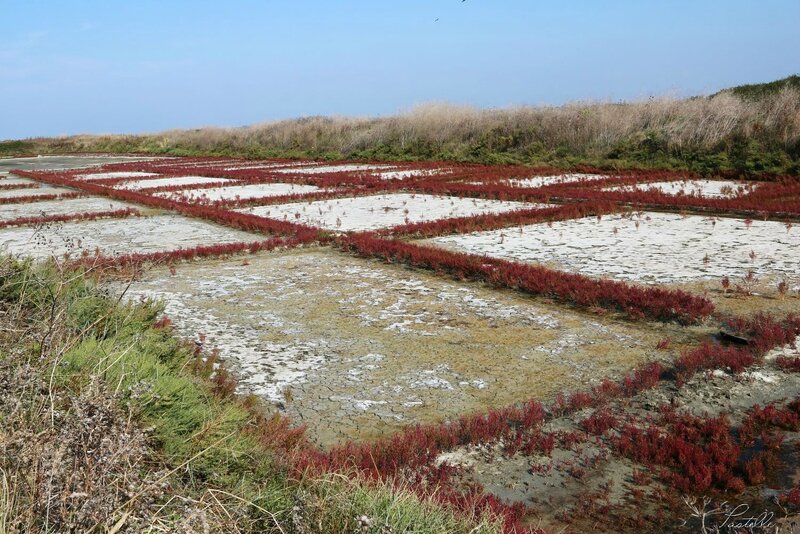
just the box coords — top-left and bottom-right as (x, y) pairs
(2, 1), (799, 139)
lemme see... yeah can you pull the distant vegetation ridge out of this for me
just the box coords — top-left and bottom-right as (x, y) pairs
(3, 75), (800, 176)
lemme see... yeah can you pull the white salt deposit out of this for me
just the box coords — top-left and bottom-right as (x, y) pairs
(0, 185), (76, 199)
(0, 214), (259, 259)
(505, 173), (608, 188)
(273, 164), (391, 175)
(117, 176), (236, 191)
(236, 193), (540, 231)
(0, 176), (41, 186)
(606, 179), (756, 198)
(76, 171), (159, 181)
(0, 197), (137, 221)
(155, 183), (322, 202)
(432, 211), (800, 284)
(376, 169), (446, 180)
(221, 162), (320, 171)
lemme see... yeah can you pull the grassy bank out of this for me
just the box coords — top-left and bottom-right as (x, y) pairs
(0, 257), (500, 533)
(3, 76), (800, 176)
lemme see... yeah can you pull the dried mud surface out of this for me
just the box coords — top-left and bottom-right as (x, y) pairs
(0, 196), (139, 221)
(0, 214), (260, 259)
(121, 248), (706, 446)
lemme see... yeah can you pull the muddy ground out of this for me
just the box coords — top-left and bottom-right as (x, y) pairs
(440, 344), (800, 533)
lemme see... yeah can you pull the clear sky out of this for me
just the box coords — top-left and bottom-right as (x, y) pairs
(2, 0), (799, 139)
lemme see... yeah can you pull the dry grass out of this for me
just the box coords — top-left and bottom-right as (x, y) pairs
(34, 86), (800, 170)
(0, 260), (175, 532)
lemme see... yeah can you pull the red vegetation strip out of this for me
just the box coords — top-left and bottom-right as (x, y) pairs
(0, 183), (39, 191)
(721, 312), (800, 354)
(293, 361), (663, 480)
(284, 360), (664, 534)
(776, 355), (800, 372)
(0, 208), (140, 229)
(0, 191), (84, 205)
(675, 313), (800, 385)
(338, 233), (714, 324)
(739, 399), (800, 446)
(675, 344), (755, 385)
(613, 398), (800, 495)
(613, 409), (745, 494)
(70, 237), (295, 271)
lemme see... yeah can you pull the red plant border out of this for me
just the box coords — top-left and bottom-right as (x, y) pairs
(69, 237), (297, 272)
(675, 313), (800, 385)
(0, 183), (39, 191)
(0, 191), (85, 205)
(0, 208), (140, 229)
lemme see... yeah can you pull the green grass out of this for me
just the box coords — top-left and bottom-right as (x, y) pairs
(12, 132), (794, 177)
(0, 140), (36, 157)
(720, 74), (800, 101)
